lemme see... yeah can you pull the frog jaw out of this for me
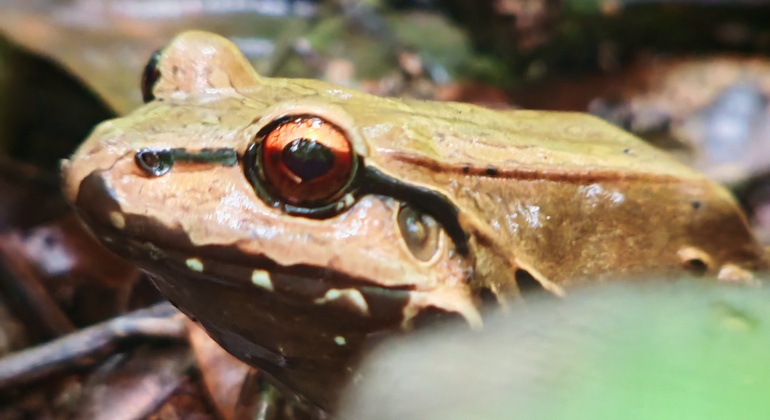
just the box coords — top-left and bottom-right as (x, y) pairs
(64, 164), (481, 409)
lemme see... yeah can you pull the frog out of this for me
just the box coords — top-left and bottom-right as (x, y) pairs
(61, 31), (768, 412)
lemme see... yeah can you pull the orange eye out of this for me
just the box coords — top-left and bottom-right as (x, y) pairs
(258, 116), (355, 206)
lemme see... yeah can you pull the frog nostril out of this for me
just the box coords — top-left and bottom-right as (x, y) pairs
(135, 149), (173, 176)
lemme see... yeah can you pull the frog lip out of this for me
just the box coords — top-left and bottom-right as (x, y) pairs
(133, 244), (415, 323)
(145, 241), (418, 294)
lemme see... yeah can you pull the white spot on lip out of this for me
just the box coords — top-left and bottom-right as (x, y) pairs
(186, 258), (204, 272)
(251, 269), (274, 291)
(109, 211), (125, 229)
(314, 288), (370, 316)
(334, 336), (346, 346)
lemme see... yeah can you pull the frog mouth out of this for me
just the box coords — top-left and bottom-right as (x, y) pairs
(143, 240), (417, 308)
(77, 199), (483, 330)
(133, 241), (482, 330)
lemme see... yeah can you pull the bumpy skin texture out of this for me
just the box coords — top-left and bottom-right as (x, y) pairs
(62, 31), (767, 410)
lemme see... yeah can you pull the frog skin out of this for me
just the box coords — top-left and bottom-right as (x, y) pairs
(62, 31), (767, 411)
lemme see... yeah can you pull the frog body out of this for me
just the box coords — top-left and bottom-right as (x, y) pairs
(62, 31), (767, 410)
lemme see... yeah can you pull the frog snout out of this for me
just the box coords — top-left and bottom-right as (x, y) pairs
(61, 155), (124, 236)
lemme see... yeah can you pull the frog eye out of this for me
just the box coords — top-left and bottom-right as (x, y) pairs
(250, 115), (356, 207)
(140, 49), (162, 103)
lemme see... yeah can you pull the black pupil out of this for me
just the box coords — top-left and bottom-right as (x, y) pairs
(282, 138), (335, 182)
(139, 151), (161, 168)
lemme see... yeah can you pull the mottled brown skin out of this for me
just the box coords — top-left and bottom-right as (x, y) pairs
(62, 31), (767, 411)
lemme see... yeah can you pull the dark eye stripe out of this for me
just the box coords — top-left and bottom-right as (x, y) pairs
(360, 167), (469, 255)
(135, 148), (238, 176)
